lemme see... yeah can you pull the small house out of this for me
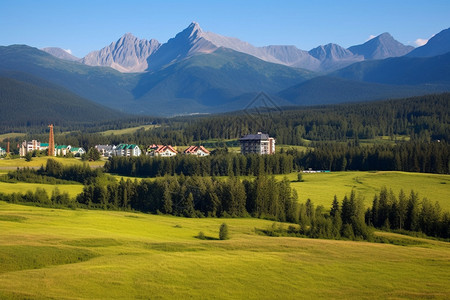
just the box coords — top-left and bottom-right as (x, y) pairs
(147, 144), (177, 157)
(95, 145), (116, 157)
(183, 146), (210, 156)
(55, 145), (71, 156)
(69, 147), (86, 157)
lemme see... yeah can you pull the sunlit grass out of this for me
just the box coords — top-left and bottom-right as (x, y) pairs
(0, 202), (448, 299)
(0, 181), (83, 198)
(0, 156), (105, 168)
(99, 124), (159, 136)
(278, 171), (450, 210)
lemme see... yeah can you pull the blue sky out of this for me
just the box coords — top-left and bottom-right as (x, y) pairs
(1, 0), (449, 57)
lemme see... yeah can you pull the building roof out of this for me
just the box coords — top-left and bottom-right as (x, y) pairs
(183, 146), (210, 154)
(55, 145), (69, 149)
(239, 133), (270, 141)
(40, 143), (49, 147)
(95, 144), (115, 150)
(70, 147), (84, 152)
(149, 144), (177, 153)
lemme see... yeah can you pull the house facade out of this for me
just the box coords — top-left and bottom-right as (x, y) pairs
(239, 132), (275, 155)
(55, 145), (71, 156)
(95, 145), (116, 157)
(0, 147), (5, 156)
(69, 147), (86, 157)
(114, 144), (141, 157)
(183, 146), (210, 156)
(147, 144), (177, 157)
(19, 140), (43, 156)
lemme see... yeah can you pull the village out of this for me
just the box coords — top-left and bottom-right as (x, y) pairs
(1, 131), (275, 159)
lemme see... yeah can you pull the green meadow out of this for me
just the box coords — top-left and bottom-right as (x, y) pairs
(99, 124), (159, 136)
(279, 171), (450, 211)
(0, 202), (449, 299)
(0, 157), (106, 169)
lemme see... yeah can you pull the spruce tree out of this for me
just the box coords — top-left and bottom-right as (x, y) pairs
(219, 223), (229, 240)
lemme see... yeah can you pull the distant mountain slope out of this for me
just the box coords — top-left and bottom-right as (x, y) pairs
(348, 33), (414, 59)
(0, 45), (138, 111)
(407, 27), (450, 57)
(82, 33), (160, 72)
(42, 47), (80, 61)
(135, 47), (315, 115)
(0, 44), (314, 115)
(332, 52), (450, 86)
(0, 73), (125, 127)
(308, 43), (363, 72)
(278, 76), (439, 106)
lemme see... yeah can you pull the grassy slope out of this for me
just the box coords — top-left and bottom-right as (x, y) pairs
(0, 157), (105, 168)
(99, 124), (159, 136)
(0, 202), (449, 299)
(0, 157), (104, 197)
(278, 171), (450, 211)
(0, 181), (83, 198)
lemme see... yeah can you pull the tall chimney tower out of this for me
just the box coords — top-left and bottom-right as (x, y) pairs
(48, 124), (55, 156)
(6, 139), (10, 154)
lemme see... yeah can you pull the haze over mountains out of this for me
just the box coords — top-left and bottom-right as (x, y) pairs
(1, 22), (450, 117)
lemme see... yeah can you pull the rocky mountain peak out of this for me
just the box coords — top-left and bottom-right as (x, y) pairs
(81, 34), (160, 72)
(348, 32), (414, 60)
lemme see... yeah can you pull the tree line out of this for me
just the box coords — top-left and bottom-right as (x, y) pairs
(1, 173), (448, 240)
(299, 141), (449, 174)
(5, 93), (448, 151)
(104, 153), (295, 177)
(1, 159), (102, 185)
(104, 140), (449, 176)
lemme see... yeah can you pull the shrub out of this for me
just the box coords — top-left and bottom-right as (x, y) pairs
(219, 223), (229, 240)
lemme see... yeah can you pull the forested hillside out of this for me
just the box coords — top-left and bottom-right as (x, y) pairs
(26, 93), (447, 150)
(0, 74), (125, 130)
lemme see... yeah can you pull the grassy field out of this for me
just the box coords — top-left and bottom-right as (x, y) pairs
(0, 157), (106, 169)
(0, 181), (83, 198)
(0, 132), (26, 141)
(110, 171), (450, 211)
(99, 124), (159, 136)
(276, 171), (450, 211)
(0, 202), (448, 299)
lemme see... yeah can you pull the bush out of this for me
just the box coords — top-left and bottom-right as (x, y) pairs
(219, 223), (229, 240)
(197, 231), (206, 240)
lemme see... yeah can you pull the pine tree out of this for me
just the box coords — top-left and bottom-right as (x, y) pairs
(219, 223), (229, 240)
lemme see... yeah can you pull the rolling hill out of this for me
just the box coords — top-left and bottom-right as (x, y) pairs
(0, 45), (314, 115)
(0, 72), (126, 128)
(278, 76), (438, 106)
(332, 51), (450, 86)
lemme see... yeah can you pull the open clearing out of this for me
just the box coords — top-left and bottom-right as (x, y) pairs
(278, 171), (450, 211)
(99, 124), (159, 136)
(0, 157), (105, 169)
(0, 202), (448, 299)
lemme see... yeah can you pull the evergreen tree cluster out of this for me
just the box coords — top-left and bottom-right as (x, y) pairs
(5, 93), (447, 151)
(105, 153), (295, 177)
(2, 159), (103, 185)
(1, 177), (448, 240)
(302, 141), (449, 173)
(104, 140), (449, 177)
(75, 175), (299, 220)
(0, 187), (73, 208)
(365, 188), (450, 238)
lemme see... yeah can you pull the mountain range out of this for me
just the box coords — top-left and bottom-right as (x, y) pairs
(42, 22), (419, 73)
(1, 22), (449, 118)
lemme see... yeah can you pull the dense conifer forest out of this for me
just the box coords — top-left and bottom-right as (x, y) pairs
(3, 93), (449, 147)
